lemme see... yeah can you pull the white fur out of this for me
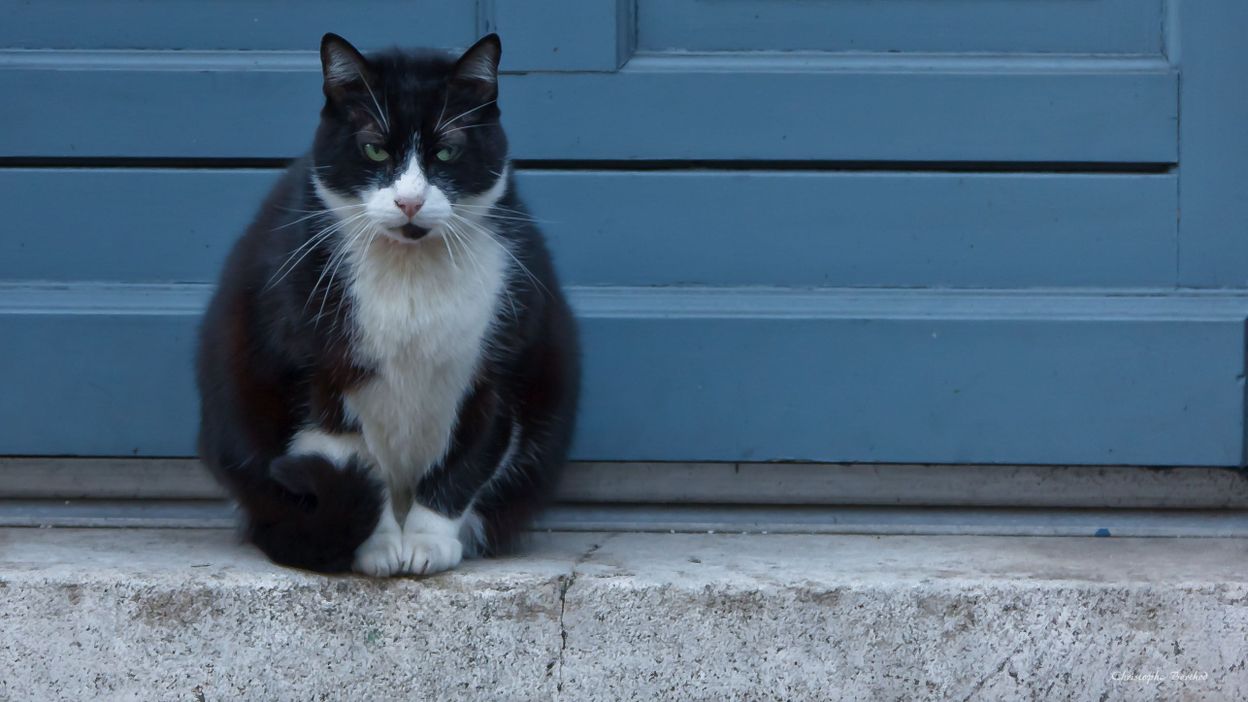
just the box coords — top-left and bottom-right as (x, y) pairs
(310, 161), (511, 577)
(401, 505), (465, 574)
(344, 228), (506, 489)
(288, 428), (367, 467)
(361, 153), (454, 237)
(352, 499), (405, 576)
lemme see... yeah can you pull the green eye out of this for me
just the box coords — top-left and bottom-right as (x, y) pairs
(363, 143), (389, 162)
(435, 145), (461, 162)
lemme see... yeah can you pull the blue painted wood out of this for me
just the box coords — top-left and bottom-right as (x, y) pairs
(0, 0), (1237, 470)
(3, 0), (1165, 56)
(637, 0), (1165, 55)
(486, 0), (634, 71)
(526, 171), (1179, 288)
(0, 169), (273, 283)
(1, 283), (1245, 465)
(575, 288), (1248, 466)
(0, 52), (1178, 162)
(1175, 0), (1248, 286)
(0, 1), (478, 51)
(0, 169), (1179, 288)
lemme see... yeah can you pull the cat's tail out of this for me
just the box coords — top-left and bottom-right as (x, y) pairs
(229, 454), (384, 573)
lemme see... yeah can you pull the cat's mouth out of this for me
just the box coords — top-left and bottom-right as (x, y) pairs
(384, 223), (431, 242)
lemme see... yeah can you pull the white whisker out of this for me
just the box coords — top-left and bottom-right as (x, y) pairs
(434, 92), (451, 133)
(438, 123), (494, 137)
(442, 217), (513, 319)
(275, 202), (366, 230)
(450, 213), (550, 299)
(453, 202), (551, 225)
(265, 212), (369, 290)
(356, 67), (390, 133)
(440, 224), (458, 269)
(312, 220), (370, 329)
(438, 99), (496, 134)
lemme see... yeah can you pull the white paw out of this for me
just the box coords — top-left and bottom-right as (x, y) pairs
(353, 529), (404, 577)
(400, 533), (463, 576)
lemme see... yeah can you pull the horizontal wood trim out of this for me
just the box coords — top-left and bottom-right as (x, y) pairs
(636, 0), (1166, 55)
(3, 459), (1246, 510)
(0, 284), (1244, 465)
(0, 52), (1177, 162)
(0, 169), (1178, 287)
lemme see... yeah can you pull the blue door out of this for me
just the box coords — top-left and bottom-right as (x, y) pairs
(1, 1), (1246, 466)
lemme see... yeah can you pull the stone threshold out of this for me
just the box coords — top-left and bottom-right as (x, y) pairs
(1, 528), (1245, 701)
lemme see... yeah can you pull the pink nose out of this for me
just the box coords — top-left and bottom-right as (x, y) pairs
(395, 196), (424, 219)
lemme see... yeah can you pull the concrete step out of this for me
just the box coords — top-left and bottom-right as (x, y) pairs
(1, 528), (1245, 701)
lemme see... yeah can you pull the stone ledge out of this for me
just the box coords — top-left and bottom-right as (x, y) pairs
(1, 528), (1245, 701)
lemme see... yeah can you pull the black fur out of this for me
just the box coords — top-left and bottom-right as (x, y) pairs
(196, 34), (580, 573)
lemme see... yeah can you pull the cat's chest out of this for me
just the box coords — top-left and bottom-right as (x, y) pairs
(343, 236), (507, 478)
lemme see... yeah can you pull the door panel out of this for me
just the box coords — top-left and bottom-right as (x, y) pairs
(637, 0), (1166, 54)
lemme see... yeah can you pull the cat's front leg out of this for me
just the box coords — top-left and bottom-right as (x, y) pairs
(353, 497), (406, 577)
(400, 505), (466, 575)
(400, 389), (515, 575)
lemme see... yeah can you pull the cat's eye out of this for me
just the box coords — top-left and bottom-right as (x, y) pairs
(363, 143), (389, 162)
(435, 145), (462, 163)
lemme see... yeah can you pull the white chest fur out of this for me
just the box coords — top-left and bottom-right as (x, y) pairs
(343, 230), (507, 488)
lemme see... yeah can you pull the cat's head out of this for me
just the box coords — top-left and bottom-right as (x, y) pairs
(311, 33), (508, 243)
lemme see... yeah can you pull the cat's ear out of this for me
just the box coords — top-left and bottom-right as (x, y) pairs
(320, 33), (373, 101)
(451, 34), (502, 98)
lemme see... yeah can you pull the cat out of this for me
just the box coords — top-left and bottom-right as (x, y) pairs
(195, 33), (580, 576)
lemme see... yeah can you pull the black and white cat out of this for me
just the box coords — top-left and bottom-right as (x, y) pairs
(196, 33), (580, 576)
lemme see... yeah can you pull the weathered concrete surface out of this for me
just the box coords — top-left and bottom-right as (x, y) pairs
(0, 529), (1245, 701)
(0, 529), (584, 701)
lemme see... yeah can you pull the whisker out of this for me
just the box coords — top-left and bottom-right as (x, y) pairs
(440, 223), (458, 269)
(447, 219), (487, 277)
(313, 221), (369, 328)
(453, 203), (552, 225)
(266, 226), (340, 290)
(450, 213), (551, 299)
(355, 67), (389, 133)
(448, 217), (521, 321)
(438, 123), (495, 137)
(265, 212), (369, 290)
(275, 203), (366, 230)
(326, 227), (369, 334)
(278, 202), (365, 216)
(434, 92), (451, 134)
(438, 99), (497, 133)
(443, 219), (513, 319)
(305, 226), (349, 315)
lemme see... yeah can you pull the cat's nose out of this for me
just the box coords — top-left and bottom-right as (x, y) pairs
(394, 196), (424, 219)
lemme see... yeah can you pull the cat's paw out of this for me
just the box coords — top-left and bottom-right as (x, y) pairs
(353, 529), (404, 577)
(400, 533), (463, 576)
